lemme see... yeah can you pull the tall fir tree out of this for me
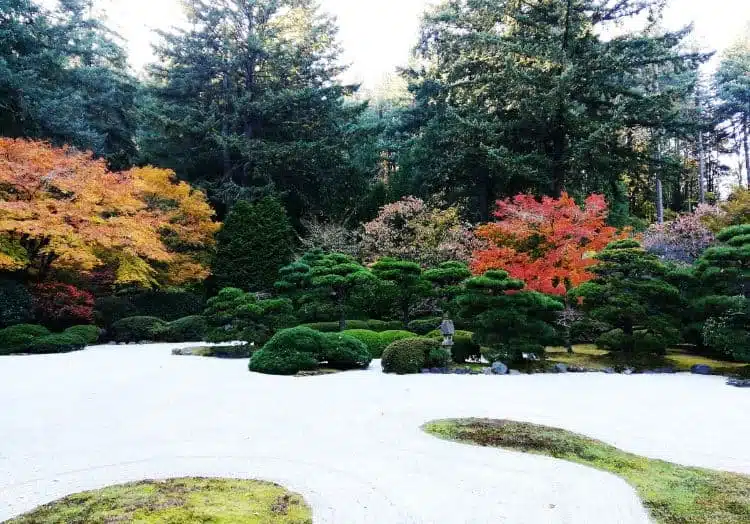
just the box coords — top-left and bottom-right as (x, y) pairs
(140, 0), (372, 222)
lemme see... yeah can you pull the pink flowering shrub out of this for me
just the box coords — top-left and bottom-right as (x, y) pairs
(643, 207), (719, 264)
(360, 197), (482, 265)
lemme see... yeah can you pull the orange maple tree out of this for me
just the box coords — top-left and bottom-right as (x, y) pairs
(0, 138), (219, 286)
(471, 193), (625, 295)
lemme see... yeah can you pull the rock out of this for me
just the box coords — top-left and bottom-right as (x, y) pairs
(509, 369), (522, 375)
(602, 367), (616, 374)
(491, 362), (509, 375)
(483, 368), (493, 375)
(622, 368), (634, 375)
(421, 369), (431, 374)
(727, 378), (750, 388)
(691, 364), (712, 375)
(567, 365), (587, 373)
(553, 363), (568, 373)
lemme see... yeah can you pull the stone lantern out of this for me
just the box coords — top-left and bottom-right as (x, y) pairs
(439, 316), (455, 358)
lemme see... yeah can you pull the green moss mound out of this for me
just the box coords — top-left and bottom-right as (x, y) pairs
(7, 477), (312, 523)
(381, 337), (441, 374)
(424, 418), (750, 524)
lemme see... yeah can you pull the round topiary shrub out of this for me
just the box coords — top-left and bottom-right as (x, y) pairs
(109, 316), (167, 343)
(426, 329), (480, 363)
(64, 325), (101, 345)
(343, 329), (385, 358)
(407, 317), (442, 335)
(0, 324), (50, 355)
(366, 319), (404, 332)
(382, 337), (441, 374)
(156, 316), (208, 342)
(323, 333), (372, 369)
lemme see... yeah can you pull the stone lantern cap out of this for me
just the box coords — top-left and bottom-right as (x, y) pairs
(439, 319), (455, 336)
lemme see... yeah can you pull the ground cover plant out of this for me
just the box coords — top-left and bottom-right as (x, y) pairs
(6, 478), (312, 524)
(424, 419), (750, 524)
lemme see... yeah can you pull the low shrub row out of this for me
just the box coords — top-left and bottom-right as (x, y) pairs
(343, 329), (416, 358)
(0, 324), (100, 355)
(108, 315), (209, 343)
(248, 327), (372, 375)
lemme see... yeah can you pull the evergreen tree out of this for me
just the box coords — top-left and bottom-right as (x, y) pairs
(456, 270), (562, 364)
(141, 0), (371, 221)
(396, 0), (706, 220)
(212, 197), (295, 291)
(571, 239), (681, 354)
(371, 258), (431, 325)
(423, 261), (471, 314)
(0, 0), (137, 168)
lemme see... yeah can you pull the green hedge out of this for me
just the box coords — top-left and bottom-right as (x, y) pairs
(382, 337), (441, 374)
(109, 316), (167, 343)
(343, 329), (418, 358)
(426, 330), (480, 363)
(301, 319), (404, 333)
(64, 325), (101, 345)
(0, 324), (51, 355)
(95, 291), (204, 327)
(29, 332), (86, 354)
(155, 316), (208, 342)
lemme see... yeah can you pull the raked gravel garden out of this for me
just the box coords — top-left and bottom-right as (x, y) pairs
(1, 342), (749, 523)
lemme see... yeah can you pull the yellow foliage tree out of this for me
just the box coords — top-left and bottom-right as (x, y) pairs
(0, 138), (219, 286)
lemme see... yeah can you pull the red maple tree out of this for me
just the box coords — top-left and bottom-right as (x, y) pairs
(471, 193), (625, 295)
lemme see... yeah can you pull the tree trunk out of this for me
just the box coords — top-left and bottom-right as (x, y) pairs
(744, 114), (750, 189)
(222, 73), (231, 181)
(337, 293), (346, 332)
(698, 130), (706, 204)
(655, 139), (664, 224)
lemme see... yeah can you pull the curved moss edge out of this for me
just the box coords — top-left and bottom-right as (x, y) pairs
(423, 418), (750, 524)
(6, 477), (313, 524)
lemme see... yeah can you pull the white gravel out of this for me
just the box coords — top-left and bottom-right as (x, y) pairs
(1, 343), (748, 523)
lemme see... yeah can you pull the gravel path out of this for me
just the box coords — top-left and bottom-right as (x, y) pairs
(1, 343), (748, 523)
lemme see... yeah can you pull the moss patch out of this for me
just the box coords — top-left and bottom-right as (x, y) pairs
(546, 345), (750, 375)
(7, 477), (312, 524)
(424, 418), (750, 524)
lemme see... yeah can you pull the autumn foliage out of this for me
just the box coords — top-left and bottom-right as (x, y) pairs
(32, 282), (95, 330)
(471, 193), (625, 295)
(0, 139), (219, 286)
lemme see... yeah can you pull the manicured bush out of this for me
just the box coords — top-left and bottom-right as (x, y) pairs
(212, 197), (295, 292)
(203, 288), (295, 344)
(156, 316), (208, 342)
(28, 332), (86, 354)
(407, 317), (441, 335)
(323, 333), (372, 369)
(64, 325), (101, 345)
(379, 330), (418, 348)
(301, 320), (371, 332)
(109, 316), (167, 343)
(382, 337), (441, 374)
(366, 320), (403, 331)
(343, 329), (385, 358)
(596, 329), (676, 355)
(0, 324), (50, 355)
(426, 346), (450, 368)
(32, 282), (94, 330)
(426, 329), (480, 363)
(0, 279), (33, 328)
(248, 347), (319, 376)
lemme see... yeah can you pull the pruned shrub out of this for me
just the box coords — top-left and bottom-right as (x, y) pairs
(95, 290), (204, 327)
(596, 329), (673, 355)
(0, 324), (51, 355)
(109, 316), (167, 343)
(156, 316), (208, 342)
(382, 337), (441, 374)
(28, 332), (86, 354)
(379, 330), (418, 350)
(365, 319), (403, 332)
(426, 330), (480, 363)
(343, 329), (384, 358)
(64, 325), (101, 345)
(32, 282), (94, 330)
(323, 333), (372, 369)
(569, 318), (611, 344)
(301, 320), (370, 332)
(407, 317), (441, 335)
(248, 347), (319, 376)
(426, 346), (450, 368)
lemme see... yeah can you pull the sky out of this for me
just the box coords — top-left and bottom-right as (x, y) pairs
(94, 0), (750, 89)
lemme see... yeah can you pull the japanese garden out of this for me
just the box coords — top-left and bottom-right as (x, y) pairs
(1, 0), (750, 522)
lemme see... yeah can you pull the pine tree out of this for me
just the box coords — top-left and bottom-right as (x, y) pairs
(456, 270), (562, 364)
(212, 197), (295, 292)
(371, 258), (431, 325)
(571, 240), (681, 354)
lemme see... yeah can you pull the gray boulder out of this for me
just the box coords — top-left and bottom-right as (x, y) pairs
(727, 378), (750, 388)
(509, 369), (522, 375)
(553, 363), (568, 373)
(690, 364), (712, 375)
(491, 362), (509, 375)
